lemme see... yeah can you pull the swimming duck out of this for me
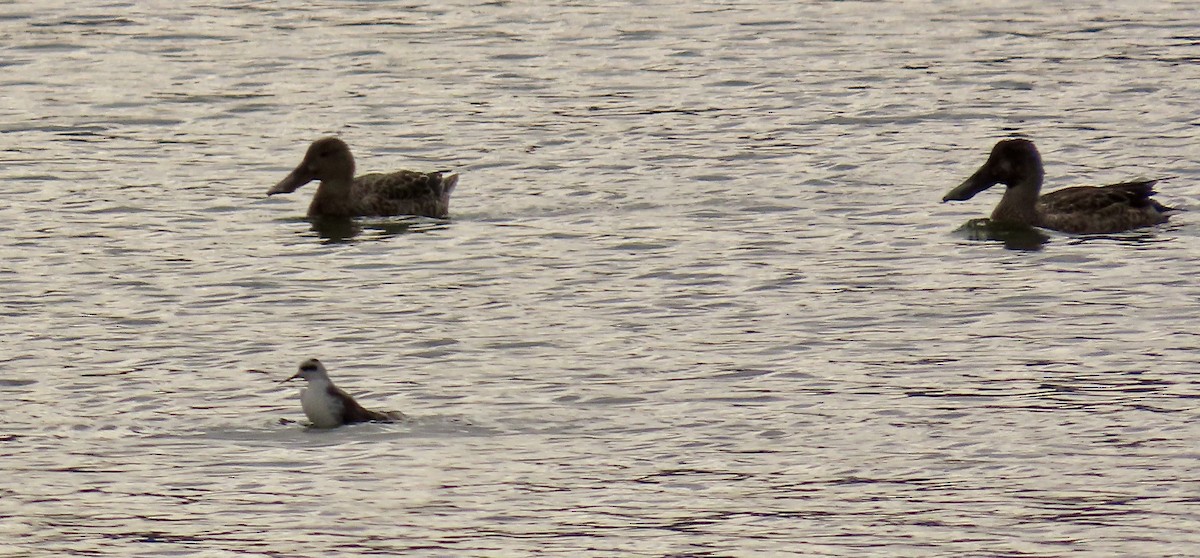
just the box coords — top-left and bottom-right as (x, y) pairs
(942, 139), (1175, 234)
(280, 358), (404, 428)
(268, 137), (458, 219)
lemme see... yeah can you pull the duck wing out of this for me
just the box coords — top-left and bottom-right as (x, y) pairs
(352, 171), (458, 218)
(1037, 180), (1172, 233)
(1040, 180), (1160, 212)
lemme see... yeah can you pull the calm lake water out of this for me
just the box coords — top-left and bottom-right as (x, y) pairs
(3, 1), (1200, 556)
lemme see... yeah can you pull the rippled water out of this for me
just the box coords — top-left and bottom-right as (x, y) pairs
(4, 1), (1200, 556)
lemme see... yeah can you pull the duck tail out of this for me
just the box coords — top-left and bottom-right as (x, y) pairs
(1110, 178), (1181, 214)
(1143, 177), (1181, 214)
(440, 173), (459, 196)
(439, 173), (458, 209)
(1153, 200), (1184, 215)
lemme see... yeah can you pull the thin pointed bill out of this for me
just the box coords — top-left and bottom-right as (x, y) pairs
(942, 166), (997, 203)
(280, 373), (301, 384)
(267, 165), (314, 196)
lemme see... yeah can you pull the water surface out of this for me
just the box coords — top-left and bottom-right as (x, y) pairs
(3, 1), (1200, 556)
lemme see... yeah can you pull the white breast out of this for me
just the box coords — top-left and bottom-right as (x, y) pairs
(299, 385), (343, 428)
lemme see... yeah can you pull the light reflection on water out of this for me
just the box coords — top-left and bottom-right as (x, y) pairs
(3, 1), (1200, 556)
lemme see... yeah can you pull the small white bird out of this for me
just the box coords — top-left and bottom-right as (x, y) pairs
(280, 358), (404, 428)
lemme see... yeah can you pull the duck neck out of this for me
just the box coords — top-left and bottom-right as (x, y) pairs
(991, 173), (1043, 226)
(308, 177), (356, 218)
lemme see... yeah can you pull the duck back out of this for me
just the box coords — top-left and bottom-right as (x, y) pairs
(351, 171), (458, 218)
(1037, 180), (1173, 234)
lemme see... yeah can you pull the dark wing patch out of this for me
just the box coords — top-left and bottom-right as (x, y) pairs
(1039, 180), (1159, 214)
(331, 385), (399, 424)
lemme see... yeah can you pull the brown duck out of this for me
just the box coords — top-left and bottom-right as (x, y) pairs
(268, 137), (458, 219)
(942, 139), (1176, 234)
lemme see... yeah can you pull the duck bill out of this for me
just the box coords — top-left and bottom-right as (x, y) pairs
(942, 166), (998, 202)
(267, 165), (315, 196)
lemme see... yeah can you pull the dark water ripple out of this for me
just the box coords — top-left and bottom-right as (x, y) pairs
(3, 1), (1200, 556)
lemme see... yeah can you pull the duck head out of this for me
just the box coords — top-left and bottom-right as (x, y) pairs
(280, 358), (330, 384)
(268, 137), (356, 195)
(943, 139), (1044, 202)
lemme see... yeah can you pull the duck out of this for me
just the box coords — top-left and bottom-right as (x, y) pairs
(942, 139), (1176, 234)
(268, 137), (458, 219)
(280, 358), (404, 428)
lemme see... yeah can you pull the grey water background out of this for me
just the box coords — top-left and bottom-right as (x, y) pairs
(3, 1), (1200, 556)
